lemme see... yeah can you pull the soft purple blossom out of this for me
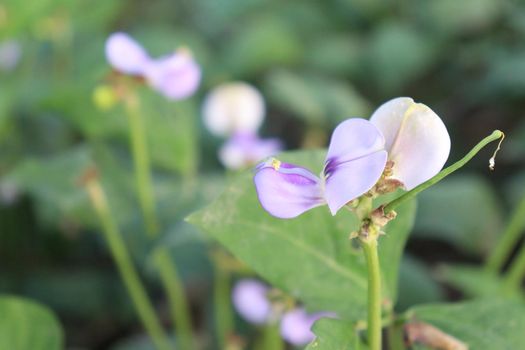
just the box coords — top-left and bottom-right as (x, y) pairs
(280, 308), (335, 346)
(219, 133), (282, 170)
(370, 97), (451, 190)
(104, 32), (201, 100)
(142, 49), (201, 100)
(0, 40), (21, 71)
(232, 279), (272, 325)
(202, 82), (265, 137)
(254, 118), (387, 218)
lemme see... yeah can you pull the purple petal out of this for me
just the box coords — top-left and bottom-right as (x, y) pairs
(325, 118), (385, 167)
(370, 97), (451, 189)
(280, 309), (335, 346)
(143, 50), (201, 100)
(232, 279), (271, 325)
(323, 118), (387, 215)
(105, 32), (150, 75)
(254, 159), (324, 219)
(0, 40), (21, 71)
(219, 133), (282, 170)
(324, 151), (387, 215)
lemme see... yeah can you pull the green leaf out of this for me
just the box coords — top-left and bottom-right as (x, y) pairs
(306, 318), (364, 350)
(437, 264), (518, 299)
(0, 296), (64, 350)
(396, 256), (444, 312)
(414, 174), (503, 255)
(407, 299), (525, 349)
(187, 149), (416, 319)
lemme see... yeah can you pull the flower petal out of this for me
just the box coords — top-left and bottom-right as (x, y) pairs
(143, 50), (201, 100)
(219, 133), (282, 170)
(105, 32), (150, 75)
(370, 97), (451, 190)
(324, 151), (387, 215)
(280, 309), (335, 346)
(325, 118), (385, 167)
(232, 279), (271, 325)
(202, 82), (265, 137)
(254, 159), (324, 219)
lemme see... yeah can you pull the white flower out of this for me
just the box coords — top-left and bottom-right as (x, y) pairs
(370, 97), (451, 190)
(202, 82), (265, 137)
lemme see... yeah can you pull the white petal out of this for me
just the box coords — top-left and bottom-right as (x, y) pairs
(370, 97), (451, 190)
(202, 82), (265, 137)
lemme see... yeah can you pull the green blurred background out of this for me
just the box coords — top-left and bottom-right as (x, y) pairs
(1, 0), (524, 348)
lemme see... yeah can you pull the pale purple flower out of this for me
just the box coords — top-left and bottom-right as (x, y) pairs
(142, 49), (201, 100)
(280, 308), (335, 346)
(232, 279), (272, 325)
(105, 32), (150, 75)
(202, 82), (265, 137)
(104, 32), (201, 100)
(370, 97), (451, 190)
(254, 118), (387, 218)
(0, 40), (21, 71)
(219, 133), (282, 170)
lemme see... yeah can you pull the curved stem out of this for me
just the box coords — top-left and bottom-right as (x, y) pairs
(384, 130), (504, 213)
(86, 179), (170, 350)
(360, 238), (382, 350)
(213, 263), (234, 349)
(486, 194), (525, 273)
(124, 93), (195, 348)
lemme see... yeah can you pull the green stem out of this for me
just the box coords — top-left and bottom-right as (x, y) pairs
(486, 194), (525, 273)
(255, 324), (285, 350)
(360, 238), (382, 350)
(504, 225), (525, 289)
(384, 130), (504, 213)
(125, 95), (158, 236)
(86, 179), (170, 350)
(213, 263), (234, 349)
(155, 249), (194, 350)
(124, 93), (195, 348)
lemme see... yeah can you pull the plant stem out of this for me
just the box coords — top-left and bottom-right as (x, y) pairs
(85, 178), (170, 350)
(124, 93), (195, 348)
(155, 249), (194, 350)
(255, 324), (285, 350)
(384, 130), (504, 213)
(360, 238), (382, 350)
(504, 228), (525, 289)
(213, 263), (234, 349)
(124, 94), (158, 236)
(486, 194), (525, 273)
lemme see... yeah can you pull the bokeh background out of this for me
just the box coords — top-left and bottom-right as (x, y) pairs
(1, 0), (524, 348)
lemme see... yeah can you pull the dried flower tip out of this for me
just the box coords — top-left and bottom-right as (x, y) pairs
(371, 206), (397, 227)
(489, 131), (505, 171)
(405, 321), (468, 350)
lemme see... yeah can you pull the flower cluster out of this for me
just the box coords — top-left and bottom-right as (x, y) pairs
(254, 97), (451, 218)
(232, 279), (334, 346)
(202, 82), (282, 169)
(105, 32), (201, 100)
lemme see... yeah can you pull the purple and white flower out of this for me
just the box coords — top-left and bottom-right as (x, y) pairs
(231, 279), (272, 325)
(254, 118), (387, 218)
(104, 32), (201, 100)
(253, 98), (451, 219)
(219, 133), (282, 170)
(280, 308), (335, 346)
